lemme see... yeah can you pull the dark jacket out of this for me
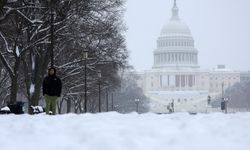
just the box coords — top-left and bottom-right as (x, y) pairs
(42, 73), (62, 97)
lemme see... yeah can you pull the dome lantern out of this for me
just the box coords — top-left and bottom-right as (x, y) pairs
(171, 0), (179, 21)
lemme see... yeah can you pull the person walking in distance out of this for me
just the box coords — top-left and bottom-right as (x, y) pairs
(42, 67), (62, 115)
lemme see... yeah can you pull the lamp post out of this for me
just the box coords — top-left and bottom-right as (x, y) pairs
(111, 92), (114, 111)
(83, 51), (88, 113)
(106, 89), (109, 112)
(207, 95), (211, 105)
(207, 95), (211, 113)
(97, 70), (101, 112)
(224, 97), (228, 114)
(171, 99), (175, 113)
(221, 82), (227, 113)
(135, 99), (140, 113)
(48, 0), (56, 67)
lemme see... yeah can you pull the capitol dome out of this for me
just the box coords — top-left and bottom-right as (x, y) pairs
(160, 20), (191, 37)
(153, 0), (199, 70)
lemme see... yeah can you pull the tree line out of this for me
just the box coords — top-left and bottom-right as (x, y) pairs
(0, 0), (148, 114)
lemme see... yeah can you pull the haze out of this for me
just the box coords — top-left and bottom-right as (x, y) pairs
(125, 0), (250, 71)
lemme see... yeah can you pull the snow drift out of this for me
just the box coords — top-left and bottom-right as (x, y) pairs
(0, 112), (249, 150)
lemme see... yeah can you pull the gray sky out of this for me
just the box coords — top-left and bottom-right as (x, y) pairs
(124, 0), (250, 71)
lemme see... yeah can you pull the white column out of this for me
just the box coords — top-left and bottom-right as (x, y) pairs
(171, 53), (173, 63)
(183, 53), (185, 63)
(176, 53), (178, 63)
(188, 53), (190, 63)
(185, 53), (187, 63)
(164, 53), (166, 63)
(170, 53), (172, 63)
(189, 54), (191, 64)
(193, 75), (196, 89)
(162, 54), (164, 63)
(167, 53), (170, 63)
(173, 53), (175, 63)
(185, 75), (188, 88)
(175, 53), (177, 63)
(185, 53), (188, 63)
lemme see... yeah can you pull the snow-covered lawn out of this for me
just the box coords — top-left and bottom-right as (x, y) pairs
(0, 112), (249, 150)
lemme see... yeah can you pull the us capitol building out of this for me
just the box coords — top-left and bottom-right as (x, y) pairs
(136, 0), (250, 112)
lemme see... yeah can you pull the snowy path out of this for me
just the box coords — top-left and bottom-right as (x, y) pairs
(0, 112), (250, 150)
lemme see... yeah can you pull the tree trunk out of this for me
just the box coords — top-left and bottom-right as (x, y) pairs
(27, 50), (50, 114)
(57, 98), (64, 114)
(28, 78), (43, 114)
(67, 98), (71, 113)
(9, 58), (21, 104)
(9, 75), (18, 104)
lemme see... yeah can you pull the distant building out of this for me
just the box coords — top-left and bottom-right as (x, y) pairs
(240, 71), (250, 83)
(136, 0), (247, 113)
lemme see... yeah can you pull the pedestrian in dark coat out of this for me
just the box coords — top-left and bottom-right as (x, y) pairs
(42, 67), (62, 115)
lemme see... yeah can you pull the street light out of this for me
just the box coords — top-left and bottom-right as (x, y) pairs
(106, 88), (109, 112)
(83, 51), (88, 60)
(48, 0), (56, 67)
(135, 99), (140, 113)
(224, 98), (229, 114)
(111, 92), (114, 111)
(206, 95), (211, 113)
(207, 95), (211, 105)
(221, 82), (228, 114)
(97, 70), (101, 112)
(83, 50), (88, 113)
(171, 99), (175, 113)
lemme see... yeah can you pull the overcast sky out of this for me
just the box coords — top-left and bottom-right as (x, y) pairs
(124, 0), (250, 71)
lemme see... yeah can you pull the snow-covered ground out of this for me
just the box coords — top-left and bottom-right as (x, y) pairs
(0, 112), (250, 150)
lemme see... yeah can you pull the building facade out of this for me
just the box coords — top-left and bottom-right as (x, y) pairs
(137, 0), (243, 113)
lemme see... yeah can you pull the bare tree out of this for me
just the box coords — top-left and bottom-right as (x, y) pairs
(0, 62), (10, 107)
(54, 0), (128, 113)
(0, 0), (129, 114)
(114, 67), (149, 113)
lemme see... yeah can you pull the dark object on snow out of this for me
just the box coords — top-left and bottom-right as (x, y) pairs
(0, 106), (11, 114)
(0, 101), (25, 114)
(7, 101), (25, 114)
(189, 112), (197, 115)
(221, 101), (226, 110)
(30, 106), (45, 114)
